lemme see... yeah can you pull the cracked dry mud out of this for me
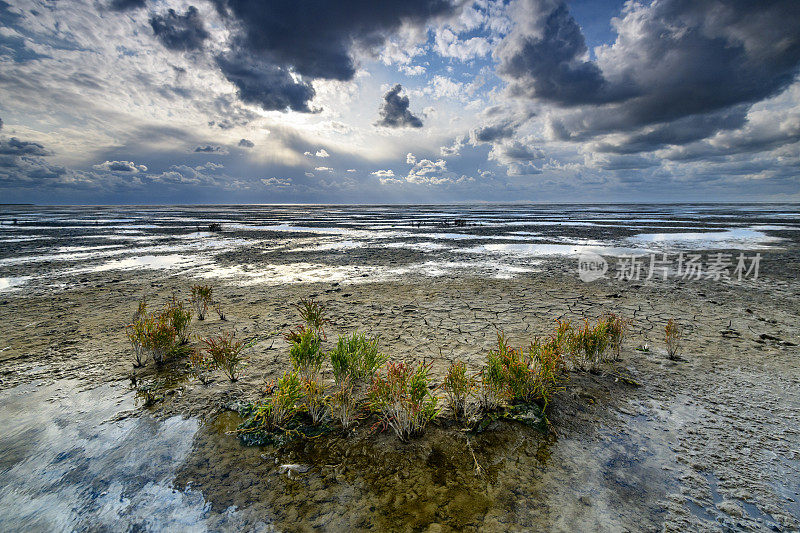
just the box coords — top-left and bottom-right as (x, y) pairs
(0, 255), (798, 532)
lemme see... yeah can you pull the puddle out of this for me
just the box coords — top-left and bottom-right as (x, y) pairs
(0, 380), (251, 532)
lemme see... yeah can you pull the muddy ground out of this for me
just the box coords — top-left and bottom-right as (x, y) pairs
(0, 253), (798, 531)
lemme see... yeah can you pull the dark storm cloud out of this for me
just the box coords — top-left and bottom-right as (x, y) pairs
(0, 135), (67, 186)
(376, 84), (423, 128)
(0, 137), (49, 156)
(108, 0), (146, 11)
(205, 0), (457, 112)
(497, 1), (633, 106)
(150, 7), (210, 52)
(211, 0), (456, 80)
(238, 138), (254, 148)
(216, 48), (316, 112)
(471, 121), (517, 143)
(193, 144), (229, 154)
(498, 0), (800, 151)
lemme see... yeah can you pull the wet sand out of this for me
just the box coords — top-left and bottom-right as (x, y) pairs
(1, 247), (798, 531)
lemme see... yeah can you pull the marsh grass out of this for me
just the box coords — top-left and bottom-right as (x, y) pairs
(188, 349), (213, 384)
(165, 297), (192, 344)
(302, 373), (326, 424)
(665, 319), (682, 360)
(330, 377), (359, 429)
(566, 319), (611, 372)
(203, 330), (249, 381)
(443, 360), (475, 420)
(367, 361), (439, 441)
(288, 326), (323, 378)
(244, 371), (304, 433)
(190, 284), (213, 320)
(329, 332), (386, 385)
(295, 298), (328, 332)
(603, 313), (629, 361)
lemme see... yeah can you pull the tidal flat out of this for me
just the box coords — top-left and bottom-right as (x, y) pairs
(0, 204), (798, 532)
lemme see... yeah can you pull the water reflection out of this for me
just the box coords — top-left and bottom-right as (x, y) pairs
(0, 380), (233, 532)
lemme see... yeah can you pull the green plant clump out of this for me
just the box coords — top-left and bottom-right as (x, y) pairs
(190, 284), (213, 320)
(202, 330), (249, 381)
(443, 360), (475, 420)
(329, 332), (386, 386)
(367, 361), (439, 442)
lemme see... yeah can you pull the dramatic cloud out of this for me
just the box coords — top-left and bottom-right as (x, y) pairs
(93, 160), (148, 173)
(150, 7), (210, 52)
(108, 0), (145, 11)
(238, 138), (255, 148)
(193, 144), (229, 154)
(376, 84), (423, 128)
(315, 149), (330, 158)
(0, 137), (49, 156)
(216, 49), (316, 112)
(207, 0), (458, 112)
(499, 0), (800, 152)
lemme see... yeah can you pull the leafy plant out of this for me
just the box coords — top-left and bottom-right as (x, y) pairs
(145, 314), (177, 364)
(288, 326), (323, 378)
(329, 332), (386, 386)
(329, 376), (358, 429)
(295, 298), (328, 332)
(126, 317), (149, 367)
(443, 360), (475, 420)
(302, 373), (326, 425)
(603, 313), (629, 361)
(567, 319), (610, 372)
(665, 319), (682, 360)
(367, 361), (439, 441)
(188, 348), (213, 384)
(190, 284), (213, 320)
(202, 330), (248, 381)
(165, 297), (192, 344)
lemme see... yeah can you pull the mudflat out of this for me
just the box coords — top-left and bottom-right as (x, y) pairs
(1, 250), (798, 531)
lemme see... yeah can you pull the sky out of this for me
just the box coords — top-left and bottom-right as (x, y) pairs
(1, 0), (799, 204)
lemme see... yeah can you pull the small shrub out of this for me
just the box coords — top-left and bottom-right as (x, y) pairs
(567, 319), (610, 372)
(665, 319), (682, 360)
(266, 371), (304, 428)
(288, 326), (323, 378)
(190, 284), (213, 320)
(295, 298), (328, 332)
(329, 332), (386, 386)
(479, 341), (507, 411)
(527, 338), (566, 408)
(329, 377), (358, 429)
(367, 361), (439, 441)
(213, 301), (227, 321)
(145, 314), (177, 364)
(203, 330), (248, 381)
(443, 360), (475, 420)
(603, 313), (629, 361)
(479, 333), (566, 411)
(165, 297), (192, 344)
(126, 317), (149, 367)
(302, 373), (326, 425)
(188, 349), (213, 384)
